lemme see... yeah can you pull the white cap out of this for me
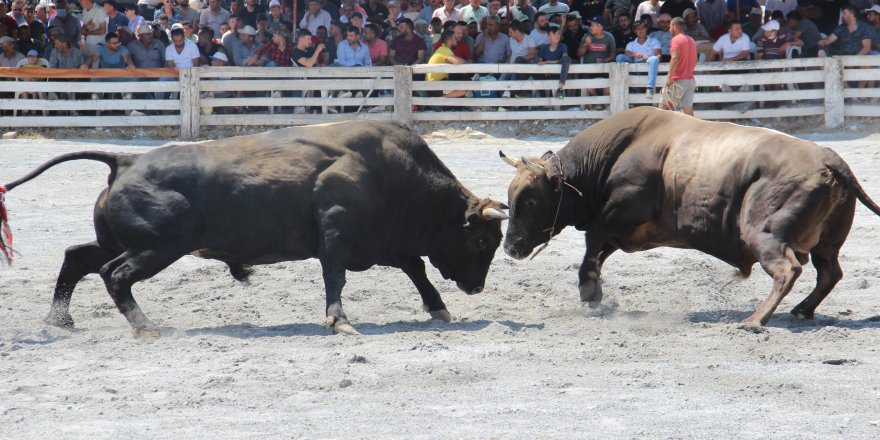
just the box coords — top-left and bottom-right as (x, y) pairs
(211, 52), (228, 62)
(268, 0), (280, 7)
(762, 20), (779, 31)
(865, 5), (880, 14)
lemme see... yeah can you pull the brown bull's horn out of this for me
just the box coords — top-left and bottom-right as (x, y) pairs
(481, 207), (509, 220)
(499, 150), (520, 168)
(521, 156), (546, 176)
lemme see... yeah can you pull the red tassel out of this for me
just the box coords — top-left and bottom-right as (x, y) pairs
(0, 185), (13, 265)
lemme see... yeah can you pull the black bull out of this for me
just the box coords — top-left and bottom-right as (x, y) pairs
(501, 107), (880, 326)
(1, 121), (509, 338)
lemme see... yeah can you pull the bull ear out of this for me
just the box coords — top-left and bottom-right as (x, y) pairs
(463, 212), (480, 229)
(521, 156), (546, 176)
(481, 207), (509, 220)
(499, 150), (520, 168)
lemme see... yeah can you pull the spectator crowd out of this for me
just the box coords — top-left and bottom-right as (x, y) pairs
(0, 0), (878, 112)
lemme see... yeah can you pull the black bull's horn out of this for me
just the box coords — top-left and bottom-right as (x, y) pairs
(498, 150), (520, 168)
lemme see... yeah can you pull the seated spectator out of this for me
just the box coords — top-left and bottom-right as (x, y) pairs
(865, 5), (880, 54)
(385, 1), (403, 34)
(499, 20), (536, 97)
(414, 18), (434, 57)
(15, 49), (49, 108)
(166, 27), (201, 67)
(363, 0), (391, 25)
(817, 5), (871, 57)
(0, 35), (24, 67)
(266, 0), (292, 30)
(127, 24), (165, 68)
(501, 0), (537, 32)
(233, 25), (259, 66)
(658, 0), (696, 21)
(16, 23), (43, 56)
(200, 0), (231, 37)
(81, 32), (135, 70)
(786, 11), (820, 57)
(339, 0), (367, 24)
(390, 18), (427, 65)
(197, 27), (229, 65)
(432, 21), (473, 61)
(709, 20), (750, 61)
(104, 0), (128, 34)
(335, 25), (371, 66)
(726, 0), (758, 22)
(125, 5), (146, 36)
(247, 26), (291, 66)
(696, 0), (726, 32)
(22, 4), (46, 43)
(238, 0), (265, 29)
(176, 0), (201, 26)
(475, 15), (510, 63)
(540, 0), (570, 15)
(682, 7), (714, 59)
(616, 20), (661, 97)
(426, 29), (467, 97)
(364, 23), (389, 65)
(49, 35), (84, 68)
(562, 11), (585, 59)
(764, 0), (798, 19)
(755, 20), (801, 59)
(47, 0), (82, 50)
(460, 0), (489, 26)
(433, 0), (462, 25)
(612, 13), (636, 54)
(742, 7), (763, 40)
(291, 28), (325, 67)
(154, 0), (183, 25)
(578, 15), (616, 64)
(530, 11), (551, 46)
(536, 24), (571, 99)
(650, 13), (673, 60)
(301, 0), (332, 34)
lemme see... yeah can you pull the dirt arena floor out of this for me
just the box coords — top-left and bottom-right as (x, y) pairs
(2, 128), (880, 439)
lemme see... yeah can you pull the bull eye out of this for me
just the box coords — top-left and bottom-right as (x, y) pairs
(477, 238), (487, 250)
(525, 199), (536, 209)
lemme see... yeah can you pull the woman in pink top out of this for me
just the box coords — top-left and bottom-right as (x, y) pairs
(661, 17), (697, 116)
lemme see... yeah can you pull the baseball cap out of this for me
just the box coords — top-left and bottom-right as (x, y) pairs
(567, 11), (582, 20)
(682, 8), (696, 17)
(0, 36), (15, 45)
(171, 22), (185, 30)
(238, 24), (257, 35)
(27, 49), (39, 56)
(588, 16), (605, 26)
(211, 52), (228, 62)
(268, 0), (280, 7)
(762, 20), (779, 31)
(137, 24), (153, 34)
(865, 5), (880, 14)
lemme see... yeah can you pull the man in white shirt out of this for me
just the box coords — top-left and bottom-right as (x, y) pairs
(635, 0), (662, 26)
(433, 0), (462, 24)
(499, 20), (536, 97)
(81, 0), (109, 57)
(459, 0), (488, 27)
(709, 21), (750, 61)
(165, 27), (201, 67)
(615, 20), (661, 97)
(300, 0), (332, 34)
(538, 0), (569, 15)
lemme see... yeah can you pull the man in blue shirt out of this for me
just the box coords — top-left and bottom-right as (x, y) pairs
(817, 5), (872, 57)
(335, 25), (372, 66)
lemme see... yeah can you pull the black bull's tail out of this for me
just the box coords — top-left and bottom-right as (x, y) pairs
(822, 147), (880, 217)
(0, 151), (133, 265)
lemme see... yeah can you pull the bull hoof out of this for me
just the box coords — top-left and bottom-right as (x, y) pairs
(579, 279), (603, 304)
(790, 307), (814, 320)
(428, 309), (453, 323)
(44, 311), (75, 328)
(132, 326), (162, 341)
(326, 316), (361, 335)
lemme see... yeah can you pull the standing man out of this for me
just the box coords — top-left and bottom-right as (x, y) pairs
(103, 0), (129, 34)
(301, 0), (332, 34)
(81, 0), (109, 58)
(433, 0), (462, 24)
(459, 0), (488, 27)
(660, 16), (696, 116)
(199, 0), (231, 36)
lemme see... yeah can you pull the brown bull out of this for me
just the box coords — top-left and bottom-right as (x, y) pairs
(501, 107), (880, 326)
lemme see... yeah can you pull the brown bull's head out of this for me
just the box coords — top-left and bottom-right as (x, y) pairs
(499, 150), (565, 260)
(428, 198), (508, 294)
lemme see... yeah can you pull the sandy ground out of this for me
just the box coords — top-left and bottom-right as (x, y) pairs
(2, 128), (880, 439)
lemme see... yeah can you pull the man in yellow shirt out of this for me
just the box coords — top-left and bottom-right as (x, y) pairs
(427, 29), (467, 98)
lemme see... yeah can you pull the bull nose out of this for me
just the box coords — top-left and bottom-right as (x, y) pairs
(471, 286), (483, 294)
(504, 245), (527, 261)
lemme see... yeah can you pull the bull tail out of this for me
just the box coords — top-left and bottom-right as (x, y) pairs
(0, 151), (133, 265)
(822, 147), (880, 217)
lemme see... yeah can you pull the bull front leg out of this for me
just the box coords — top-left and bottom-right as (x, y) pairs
(400, 257), (452, 322)
(579, 229), (617, 308)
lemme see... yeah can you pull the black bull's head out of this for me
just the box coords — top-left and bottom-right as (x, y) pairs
(498, 150), (568, 260)
(429, 199), (509, 294)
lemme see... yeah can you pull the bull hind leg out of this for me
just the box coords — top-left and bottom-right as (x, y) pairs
(316, 206), (360, 336)
(46, 242), (118, 328)
(742, 241), (803, 326)
(99, 249), (182, 340)
(791, 244), (843, 320)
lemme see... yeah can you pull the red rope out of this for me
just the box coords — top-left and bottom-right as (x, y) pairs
(0, 185), (13, 265)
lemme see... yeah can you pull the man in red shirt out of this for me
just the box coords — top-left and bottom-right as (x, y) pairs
(660, 16), (697, 116)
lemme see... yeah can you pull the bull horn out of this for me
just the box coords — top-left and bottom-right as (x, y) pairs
(521, 156), (546, 176)
(499, 150), (520, 168)
(481, 207), (509, 220)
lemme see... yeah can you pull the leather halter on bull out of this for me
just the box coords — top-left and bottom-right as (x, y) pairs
(499, 150), (582, 259)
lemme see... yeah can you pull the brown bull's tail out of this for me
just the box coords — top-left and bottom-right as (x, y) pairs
(822, 147), (880, 217)
(0, 151), (133, 265)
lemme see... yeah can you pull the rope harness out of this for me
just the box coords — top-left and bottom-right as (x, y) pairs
(528, 153), (582, 260)
(0, 185), (14, 265)
(660, 82), (685, 112)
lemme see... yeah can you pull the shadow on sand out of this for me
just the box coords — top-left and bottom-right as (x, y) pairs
(182, 318), (536, 338)
(688, 309), (880, 332)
